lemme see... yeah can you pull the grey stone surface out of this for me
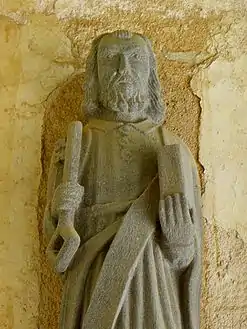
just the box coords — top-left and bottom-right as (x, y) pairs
(44, 30), (202, 329)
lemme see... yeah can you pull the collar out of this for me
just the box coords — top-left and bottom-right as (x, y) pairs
(86, 118), (160, 134)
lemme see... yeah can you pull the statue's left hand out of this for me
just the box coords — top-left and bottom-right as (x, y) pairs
(159, 193), (196, 270)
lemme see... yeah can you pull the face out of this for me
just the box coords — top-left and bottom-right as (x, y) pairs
(97, 34), (150, 115)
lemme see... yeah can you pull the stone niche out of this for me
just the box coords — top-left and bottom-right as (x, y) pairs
(0, 1), (246, 329)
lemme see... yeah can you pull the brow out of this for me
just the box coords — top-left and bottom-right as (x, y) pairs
(98, 46), (143, 56)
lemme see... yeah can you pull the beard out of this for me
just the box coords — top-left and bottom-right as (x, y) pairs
(99, 72), (149, 117)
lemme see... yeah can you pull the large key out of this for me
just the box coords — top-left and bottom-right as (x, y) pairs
(46, 121), (83, 273)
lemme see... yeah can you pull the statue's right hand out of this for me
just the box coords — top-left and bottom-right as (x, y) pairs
(51, 182), (84, 219)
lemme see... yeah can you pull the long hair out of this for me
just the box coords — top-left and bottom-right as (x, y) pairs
(83, 31), (165, 124)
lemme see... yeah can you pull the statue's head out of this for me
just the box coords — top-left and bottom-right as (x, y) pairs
(83, 30), (165, 124)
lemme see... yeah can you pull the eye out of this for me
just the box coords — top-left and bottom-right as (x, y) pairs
(105, 52), (114, 59)
(132, 53), (143, 60)
(99, 51), (115, 60)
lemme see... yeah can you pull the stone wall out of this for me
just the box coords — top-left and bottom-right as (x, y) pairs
(0, 1), (246, 328)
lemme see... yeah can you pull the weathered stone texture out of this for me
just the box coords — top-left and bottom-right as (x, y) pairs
(0, 1), (246, 329)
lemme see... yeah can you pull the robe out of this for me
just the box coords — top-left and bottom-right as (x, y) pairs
(54, 118), (202, 329)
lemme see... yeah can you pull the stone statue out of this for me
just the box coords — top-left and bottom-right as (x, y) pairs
(43, 30), (202, 329)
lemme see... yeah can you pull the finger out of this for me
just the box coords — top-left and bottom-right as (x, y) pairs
(159, 200), (166, 223)
(174, 193), (183, 224)
(165, 195), (175, 225)
(159, 200), (167, 232)
(180, 194), (191, 223)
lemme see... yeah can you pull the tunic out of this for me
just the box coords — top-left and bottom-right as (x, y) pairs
(58, 118), (202, 329)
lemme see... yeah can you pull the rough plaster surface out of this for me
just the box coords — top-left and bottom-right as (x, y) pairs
(0, 1), (247, 329)
(1, 1), (247, 20)
(0, 16), (40, 329)
(0, 13), (74, 329)
(191, 16), (247, 241)
(202, 220), (247, 328)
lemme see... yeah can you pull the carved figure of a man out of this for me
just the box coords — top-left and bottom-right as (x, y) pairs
(44, 30), (202, 329)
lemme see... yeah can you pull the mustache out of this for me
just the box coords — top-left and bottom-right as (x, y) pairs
(107, 72), (139, 89)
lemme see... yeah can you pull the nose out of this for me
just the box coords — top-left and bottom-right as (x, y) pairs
(118, 54), (129, 74)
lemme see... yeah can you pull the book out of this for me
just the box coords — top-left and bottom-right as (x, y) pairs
(158, 144), (193, 209)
